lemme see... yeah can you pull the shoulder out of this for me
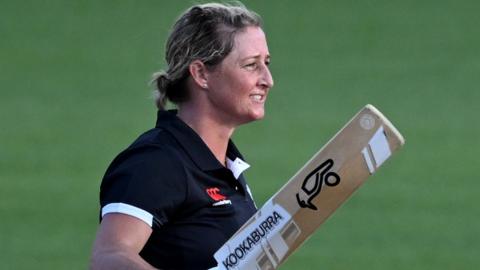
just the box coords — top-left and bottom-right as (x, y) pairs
(99, 128), (188, 226)
(106, 127), (184, 174)
(100, 127), (188, 202)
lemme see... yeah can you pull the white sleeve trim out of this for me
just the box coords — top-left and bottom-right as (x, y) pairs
(101, 203), (153, 227)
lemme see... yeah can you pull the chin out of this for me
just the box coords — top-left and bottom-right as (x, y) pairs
(248, 110), (265, 122)
(235, 108), (265, 126)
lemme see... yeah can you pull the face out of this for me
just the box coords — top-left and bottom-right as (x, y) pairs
(205, 26), (274, 126)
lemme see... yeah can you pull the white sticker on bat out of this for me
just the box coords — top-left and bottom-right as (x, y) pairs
(362, 126), (392, 174)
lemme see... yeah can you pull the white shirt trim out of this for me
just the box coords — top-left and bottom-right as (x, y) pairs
(245, 184), (257, 209)
(226, 157), (250, 179)
(101, 202), (153, 227)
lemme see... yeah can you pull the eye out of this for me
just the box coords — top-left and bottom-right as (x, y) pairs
(244, 62), (258, 70)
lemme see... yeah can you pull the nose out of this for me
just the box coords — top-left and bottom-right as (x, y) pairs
(259, 65), (274, 89)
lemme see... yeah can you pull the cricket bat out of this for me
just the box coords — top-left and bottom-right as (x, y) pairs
(212, 104), (405, 270)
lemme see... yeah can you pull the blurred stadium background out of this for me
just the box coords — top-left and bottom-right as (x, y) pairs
(1, 0), (478, 269)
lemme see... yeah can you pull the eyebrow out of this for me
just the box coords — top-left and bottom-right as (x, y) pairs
(239, 54), (271, 62)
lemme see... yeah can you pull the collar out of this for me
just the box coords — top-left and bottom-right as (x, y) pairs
(156, 110), (250, 178)
(226, 157), (250, 179)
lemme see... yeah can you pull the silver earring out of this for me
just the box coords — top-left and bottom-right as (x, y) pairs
(203, 84), (208, 88)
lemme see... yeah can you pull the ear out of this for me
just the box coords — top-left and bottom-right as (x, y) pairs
(189, 60), (209, 89)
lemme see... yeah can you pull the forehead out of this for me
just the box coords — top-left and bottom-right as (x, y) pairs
(229, 26), (269, 59)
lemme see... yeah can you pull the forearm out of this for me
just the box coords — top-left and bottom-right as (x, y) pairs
(90, 250), (158, 270)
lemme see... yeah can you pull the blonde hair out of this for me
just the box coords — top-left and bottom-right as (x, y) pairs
(152, 2), (262, 110)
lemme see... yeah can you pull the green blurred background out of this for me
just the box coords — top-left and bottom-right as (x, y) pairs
(1, 0), (478, 269)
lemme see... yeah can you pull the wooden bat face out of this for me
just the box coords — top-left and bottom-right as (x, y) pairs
(212, 104), (405, 270)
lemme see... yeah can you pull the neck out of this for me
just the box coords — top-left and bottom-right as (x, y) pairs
(177, 104), (235, 166)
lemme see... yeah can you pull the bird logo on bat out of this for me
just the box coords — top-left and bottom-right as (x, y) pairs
(296, 159), (341, 210)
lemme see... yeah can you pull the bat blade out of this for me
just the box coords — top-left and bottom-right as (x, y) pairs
(213, 104), (405, 270)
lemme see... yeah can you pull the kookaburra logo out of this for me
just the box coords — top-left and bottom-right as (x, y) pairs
(296, 159), (341, 210)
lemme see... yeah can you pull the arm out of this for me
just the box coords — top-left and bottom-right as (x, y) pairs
(90, 213), (158, 270)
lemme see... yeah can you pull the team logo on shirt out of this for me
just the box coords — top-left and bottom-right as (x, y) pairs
(206, 187), (227, 201)
(206, 187), (232, 206)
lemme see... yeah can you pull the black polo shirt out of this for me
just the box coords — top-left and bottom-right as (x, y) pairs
(99, 110), (257, 270)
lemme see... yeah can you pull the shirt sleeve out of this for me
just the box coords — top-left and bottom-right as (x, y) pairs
(99, 145), (187, 228)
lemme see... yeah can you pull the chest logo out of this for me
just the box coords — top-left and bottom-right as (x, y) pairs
(206, 187), (227, 201)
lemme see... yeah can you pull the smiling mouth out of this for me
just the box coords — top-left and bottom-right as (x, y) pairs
(250, 94), (266, 103)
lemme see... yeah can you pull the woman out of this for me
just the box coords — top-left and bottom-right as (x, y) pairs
(90, 2), (273, 269)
